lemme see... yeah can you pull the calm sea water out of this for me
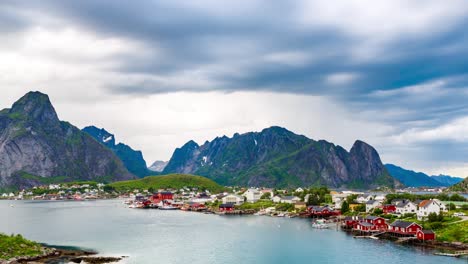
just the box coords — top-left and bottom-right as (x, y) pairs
(0, 200), (462, 264)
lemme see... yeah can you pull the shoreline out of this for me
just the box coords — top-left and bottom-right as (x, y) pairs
(1, 245), (126, 264)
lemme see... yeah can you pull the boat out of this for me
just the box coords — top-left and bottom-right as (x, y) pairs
(312, 219), (329, 229)
(159, 205), (179, 210)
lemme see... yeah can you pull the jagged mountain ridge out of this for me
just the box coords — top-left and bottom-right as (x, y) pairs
(385, 164), (463, 187)
(148, 160), (168, 172)
(82, 126), (151, 178)
(163, 126), (397, 189)
(431, 175), (463, 186)
(0, 92), (135, 190)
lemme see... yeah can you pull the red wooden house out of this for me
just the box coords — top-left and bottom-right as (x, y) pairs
(219, 204), (235, 212)
(382, 204), (396, 214)
(308, 206), (340, 217)
(388, 220), (422, 235)
(355, 221), (376, 232)
(416, 230), (435, 241)
(149, 192), (174, 203)
(343, 216), (363, 229)
(364, 216), (388, 230)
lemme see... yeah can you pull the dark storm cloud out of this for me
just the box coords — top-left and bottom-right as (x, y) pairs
(2, 0), (468, 174)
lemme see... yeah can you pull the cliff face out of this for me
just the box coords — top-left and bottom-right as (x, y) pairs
(0, 92), (134, 190)
(82, 126), (150, 177)
(163, 126), (397, 189)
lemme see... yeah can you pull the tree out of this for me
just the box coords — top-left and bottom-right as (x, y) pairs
(427, 212), (439, 222)
(341, 201), (350, 214)
(447, 203), (456, 210)
(373, 208), (383, 215)
(307, 194), (319, 206)
(355, 204), (366, 212)
(261, 192), (271, 199)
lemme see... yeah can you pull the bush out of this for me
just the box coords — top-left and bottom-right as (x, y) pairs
(341, 201), (350, 214)
(354, 204), (366, 212)
(373, 208), (383, 215)
(260, 192), (271, 199)
(428, 222), (443, 230)
(447, 203), (456, 210)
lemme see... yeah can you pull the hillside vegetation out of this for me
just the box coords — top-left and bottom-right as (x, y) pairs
(109, 174), (225, 193)
(448, 177), (468, 193)
(0, 234), (43, 260)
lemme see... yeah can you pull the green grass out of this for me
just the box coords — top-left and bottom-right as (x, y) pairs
(237, 200), (275, 210)
(19, 172), (68, 185)
(435, 221), (468, 243)
(0, 233), (44, 260)
(109, 174), (225, 193)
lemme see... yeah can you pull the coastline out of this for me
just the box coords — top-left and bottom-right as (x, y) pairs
(0, 244), (125, 264)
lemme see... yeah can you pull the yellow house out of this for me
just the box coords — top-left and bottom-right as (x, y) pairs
(349, 204), (360, 211)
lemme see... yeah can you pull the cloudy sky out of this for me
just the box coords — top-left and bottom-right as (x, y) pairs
(1, 1), (467, 177)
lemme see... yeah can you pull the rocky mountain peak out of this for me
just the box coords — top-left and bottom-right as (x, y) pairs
(10, 91), (59, 124)
(82, 126), (115, 146)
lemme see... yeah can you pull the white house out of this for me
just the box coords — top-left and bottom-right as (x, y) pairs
(374, 194), (386, 201)
(417, 199), (447, 220)
(357, 194), (374, 204)
(273, 195), (301, 204)
(396, 200), (417, 215)
(222, 194), (244, 205)
(365, 200), (382, 213)
(243, 188), (262, 203)
(332, 193), (350, 209)
(295, 187), (304, 193)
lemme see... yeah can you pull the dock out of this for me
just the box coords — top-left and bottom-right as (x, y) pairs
(433, 251), (468, 257)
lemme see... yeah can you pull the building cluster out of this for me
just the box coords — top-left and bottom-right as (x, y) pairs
(343, 216), (436, 241)
(1, 183), (107, 201)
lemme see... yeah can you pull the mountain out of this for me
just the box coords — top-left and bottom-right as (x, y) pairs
(163, 126), (397, 189)
(385, 164), (443, 187)
(385, 164), (463, 187)
(0, 91), (134, 190)
(447, 177), (468, 193)
(82, 126), (150, 178)
(431, 175), (463, 186)
(148, 160), (168, 172)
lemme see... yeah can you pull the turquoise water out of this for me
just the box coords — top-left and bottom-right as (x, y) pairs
(0, 200), (461, 264)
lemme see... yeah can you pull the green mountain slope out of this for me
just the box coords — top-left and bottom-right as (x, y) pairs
(447, 177), (468, 193)
(109, 174), (224, 193)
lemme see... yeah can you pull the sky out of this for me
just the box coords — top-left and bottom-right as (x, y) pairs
(0, 0), (467, 177)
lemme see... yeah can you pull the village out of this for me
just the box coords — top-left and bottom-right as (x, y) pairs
(2, 182), (468, 256)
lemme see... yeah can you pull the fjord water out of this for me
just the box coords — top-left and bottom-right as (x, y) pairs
(0, 200), (460, 264)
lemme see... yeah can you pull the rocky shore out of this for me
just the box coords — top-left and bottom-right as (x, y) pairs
(0, 246), (125, 264)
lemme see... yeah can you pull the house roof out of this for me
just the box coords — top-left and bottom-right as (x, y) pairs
(419, 230), (435, 234)
(396, 200), (410, 208)
(419, 200), (433, 208)
(390, 220), (417, 228)
(344, 216), (363, 221)
(366, 200), (378, 205)
(282, 196), (300, 200)
(365, 216), (382, 220)
(308, 206), (330, 212)
(358, 222), (374, 227)
(219, 203), (235, 208)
